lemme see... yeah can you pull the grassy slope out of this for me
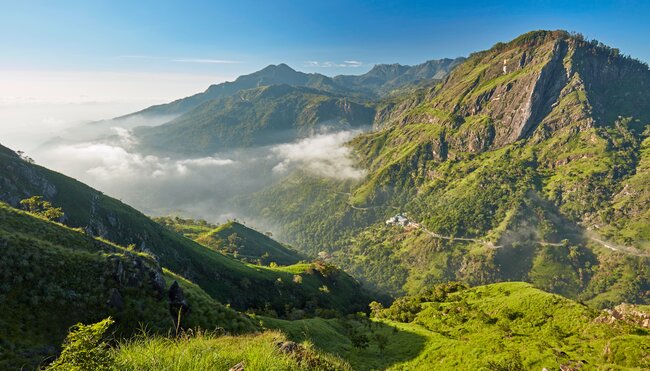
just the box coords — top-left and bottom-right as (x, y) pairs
(0, 145), (370, 316)
(155, 216), (304, 265)
(0, 202), (258, 369)
(261, 282), (650, 370)
(197, 221), (304, 265)
(114, 331), (351, 371)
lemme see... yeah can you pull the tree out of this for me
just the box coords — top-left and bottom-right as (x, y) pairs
(20, 196), (64, 221)
(349, 331), (369, 349)
(226, 233), (242, 253)
(369, 301), (384, 318)
(374, 333), (388, 354)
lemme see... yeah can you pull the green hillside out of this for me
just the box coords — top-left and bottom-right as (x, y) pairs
(134, 84), (375, 155)
(45, 282), (650, 370)
(156, 217), (304, 265)
(0, 144), (371, 317)
(0, 202), (256, 369)
(245, 31), (650, 305)
(259, 282), (650, 370)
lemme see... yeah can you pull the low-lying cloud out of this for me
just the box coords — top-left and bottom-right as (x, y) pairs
(31, 125), (366, 224)
(271, 131), (365, 180)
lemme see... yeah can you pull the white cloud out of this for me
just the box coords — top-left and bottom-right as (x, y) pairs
(305, 60), (364, 68)
(271, 131), (365, 180)
(44, 128), (235, 181)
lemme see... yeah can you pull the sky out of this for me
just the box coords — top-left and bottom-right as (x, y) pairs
(1, 0), (649, 115)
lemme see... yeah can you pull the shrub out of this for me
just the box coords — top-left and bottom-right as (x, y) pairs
(20, 196), (64, 221)
(46, 317), (115, 371)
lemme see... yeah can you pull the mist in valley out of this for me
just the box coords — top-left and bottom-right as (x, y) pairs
(1, 104), (366, 233)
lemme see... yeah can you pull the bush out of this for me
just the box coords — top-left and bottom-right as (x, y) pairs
(46, 317), (115, 371)
(20, 196), (64, 221)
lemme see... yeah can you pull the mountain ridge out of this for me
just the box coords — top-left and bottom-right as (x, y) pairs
(244, 30), (650, 306)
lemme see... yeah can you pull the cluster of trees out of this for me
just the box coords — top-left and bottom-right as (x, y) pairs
(20, 196), (64, 221)
(370, 282), (468, 323)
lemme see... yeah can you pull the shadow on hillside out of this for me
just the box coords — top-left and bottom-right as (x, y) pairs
(258, 316), (427, 370)
(356, 321), (427, 370)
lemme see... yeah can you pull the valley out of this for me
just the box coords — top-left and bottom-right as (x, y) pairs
(1, 27), (650, 370)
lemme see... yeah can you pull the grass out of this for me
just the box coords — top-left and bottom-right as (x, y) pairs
(37, 281), (650, 370)
(258, 316), (427, 371)
(114, 331), (351, 371)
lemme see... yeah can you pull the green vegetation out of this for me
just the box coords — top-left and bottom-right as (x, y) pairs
(114, 330), (351, 371)
(40, 282), (650, 370)
(0, 201), (258, 369)
(19, 195), (64, 221)
(155, 216), (304, 265)
(4, 29), (650, 369)
(247, 30), (650, 307)
(258, 282), (650, 370)
(46, 318), (115, 371)
(136, 84), (375, 155)
(371, 282), (650, 370)
(49, 318), (351, 371)
(0, 145), (371, 318)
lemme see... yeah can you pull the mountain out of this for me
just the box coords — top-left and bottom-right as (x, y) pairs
(0, 143), (371, 317)
(0, 201), (257, 369)
(245, 30), (650, 306)
(122, 59), (463, 119)
(133, 84), (375, 155)
(332, 58), (465, 97)
(119, 64), (355, 120)
(129, 59), (465, 156)
(76, 59), (462, 143)
(155, 216), (305, 265)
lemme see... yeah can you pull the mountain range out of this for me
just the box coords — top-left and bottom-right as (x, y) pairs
(2, 30), (650, 370)
(246, 31), (650, 306)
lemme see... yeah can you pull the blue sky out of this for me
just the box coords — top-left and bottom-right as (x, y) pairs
(1, 0), (649, 103)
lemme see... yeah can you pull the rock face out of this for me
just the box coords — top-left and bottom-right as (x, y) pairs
(276, 341), (301, 354)
(370, 30), (650, 156)
(106, 288), (124, 310)
(168, 280), (190, 324)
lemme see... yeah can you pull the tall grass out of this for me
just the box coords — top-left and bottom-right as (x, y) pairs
(113, 330), (351, 371)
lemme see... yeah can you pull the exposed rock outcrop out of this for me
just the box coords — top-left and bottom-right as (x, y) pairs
(595, 303), (650, 328)
(168, 280), (190, 323)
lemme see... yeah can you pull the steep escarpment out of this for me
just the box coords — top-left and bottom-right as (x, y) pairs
(365, 31), (649, 159)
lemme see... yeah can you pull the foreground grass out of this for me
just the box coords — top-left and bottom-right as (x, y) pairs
(261, 282), (650, 370)
(44, 282), (650, 370)
(113, 331), (351, 371)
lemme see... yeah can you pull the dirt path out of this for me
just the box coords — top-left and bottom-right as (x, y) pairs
(417, 225), (503, 249)
(403, 219), (648, 257)
(586, 236), (650, 257)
